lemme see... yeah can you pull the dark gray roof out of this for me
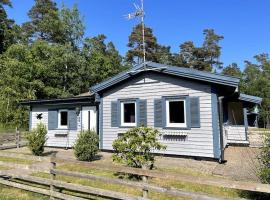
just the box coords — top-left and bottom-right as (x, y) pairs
(20, 95), (95, 106)
(239, 93), (262, 104)
(90, 62), (240, 93)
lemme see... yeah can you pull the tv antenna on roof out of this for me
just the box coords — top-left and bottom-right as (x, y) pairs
(125, 0), (146, 68)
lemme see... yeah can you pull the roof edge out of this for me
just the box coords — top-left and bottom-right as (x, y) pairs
(239, 93), (262, 104)
(20, 95), (94, 106)
(90, 62), (240, 94)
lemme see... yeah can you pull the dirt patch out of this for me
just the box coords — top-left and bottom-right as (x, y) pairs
(213, 146), (260, 182)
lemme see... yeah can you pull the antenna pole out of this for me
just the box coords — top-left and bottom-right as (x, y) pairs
(141, 0), (146, 68)
(125, 0), (146, 68)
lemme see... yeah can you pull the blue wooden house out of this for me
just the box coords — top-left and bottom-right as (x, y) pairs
(22, 62), (262, 162)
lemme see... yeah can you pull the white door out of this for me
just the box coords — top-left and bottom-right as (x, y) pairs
(82, 106), (97, 131)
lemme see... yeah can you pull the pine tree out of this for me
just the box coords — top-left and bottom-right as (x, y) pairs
(241, 54), (270, 128)
(156, 45), (174, 65)
(222, 63), (242, 77)
(60, 4), (85, 49)
(22, 0), (64, 43)
(202, 29), (224, 70)
(178, 41), (212, 71)
(81, 35), (125, 90)
(177, 29), (224, 71)
(126, 24), (159, 65)
(0, 0), (21, 53)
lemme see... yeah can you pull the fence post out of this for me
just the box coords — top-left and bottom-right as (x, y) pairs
(142, 165), (148, 199)
(16, 128), (20, 148)
(50, 153), (56, 200)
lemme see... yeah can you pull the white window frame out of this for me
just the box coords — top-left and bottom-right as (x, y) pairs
(166, 99), (187, 128)
(58, 109), (68, 129)
(121, 101), (137, 127)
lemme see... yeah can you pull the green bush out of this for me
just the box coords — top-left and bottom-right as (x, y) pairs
(74, 130), (99, 161)
(112, 127), (166, 169)
(258, 132), (270, 183)
(26, 122), (47, 156)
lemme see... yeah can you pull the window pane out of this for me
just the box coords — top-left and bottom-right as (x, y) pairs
(228, 102), (244, 125)
(60, 111), (68, 126)
(124, 103), (135, 123)
(169, 101), (185, 123)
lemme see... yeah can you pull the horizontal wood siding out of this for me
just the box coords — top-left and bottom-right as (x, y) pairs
(225, 125), (247, 144)
(31, 107), (81, 148)
(102, 73), (214, 158)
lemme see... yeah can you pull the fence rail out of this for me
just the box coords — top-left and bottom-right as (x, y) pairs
(0, 178), (86, 200)
(0, 169), (226, 200)
(0, 128), (27, 150)
(51, 157), (270, 194)
(0, 153), (270, 199)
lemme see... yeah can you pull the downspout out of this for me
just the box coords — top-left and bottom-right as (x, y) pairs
(218, 96), (225, 163)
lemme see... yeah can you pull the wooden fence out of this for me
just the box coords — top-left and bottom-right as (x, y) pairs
(0, 128), (26, 150)
(51, 157), (270, 194)
(0, 154), (232, 200)
(48, 155), (225, 200)
(0, 153), (270, 199)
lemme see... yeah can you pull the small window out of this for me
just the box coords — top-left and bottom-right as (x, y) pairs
(121, 101), (136, 126)
(58, 110), (68, 128)
(227, 102), (244, 125)
(166, 99), (186, 128)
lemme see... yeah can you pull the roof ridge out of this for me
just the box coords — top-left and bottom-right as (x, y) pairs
(90, 61), (240, 93)
(145, 62), (240, 81)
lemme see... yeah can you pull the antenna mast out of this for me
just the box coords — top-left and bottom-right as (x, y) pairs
(141, 0), (146, 65)
(125, 0), (146, 67)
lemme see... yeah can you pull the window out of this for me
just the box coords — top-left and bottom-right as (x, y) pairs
(58, 110), (68, 128)
(227, 102), (244, 125)
(166, 99), (186, 128)
(121, 101), (136, 126)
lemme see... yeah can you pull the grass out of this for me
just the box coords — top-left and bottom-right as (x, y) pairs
(0, 184), (48, 200)
(3, 147), (33, 155)
(0, 126), (27, 136)
(0, 156), (34, 165)
(0, 148), (264, 199)
(151, 177), (241, 198)
(30, 163), (248, 199)
(32, 171), (189, 200)
(156, 166), (215, 178)
(0, 165), (9, 170)
(0, 127), (15, 134)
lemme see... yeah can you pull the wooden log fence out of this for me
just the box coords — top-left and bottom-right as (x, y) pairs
(0, 178), (86, 200)
(0, 154), (229, 200)
(49, 169), (224, 200)
(0, 153), (270, 199)
(0, 169), (225, 200)
(0, 128), (27, 150)
(51, 157), (270, 194)
(50, 153), (56, 200)
(0, 172), (145, 200)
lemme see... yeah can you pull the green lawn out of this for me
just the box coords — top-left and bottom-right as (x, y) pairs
(0, 127), (27, 135)
(57, 163), (270, 199)
(0, 156), (267, 200)
(0, 166), (9, 171)
(0, 184), (48, 200)
(0, 127), (16, 134)
(0, 156), (34, 165)
(30, 163), (248, 200)
(33, 171), (188, 200)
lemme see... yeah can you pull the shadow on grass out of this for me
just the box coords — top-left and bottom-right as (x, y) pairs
(91, 154), (103, 161)
(114, 172), (143, 181)
(42, 151), (58, 157)
(239, 190), (270, 200)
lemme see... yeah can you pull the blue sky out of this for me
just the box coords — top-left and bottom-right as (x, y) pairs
(6, 0), (270, 69)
